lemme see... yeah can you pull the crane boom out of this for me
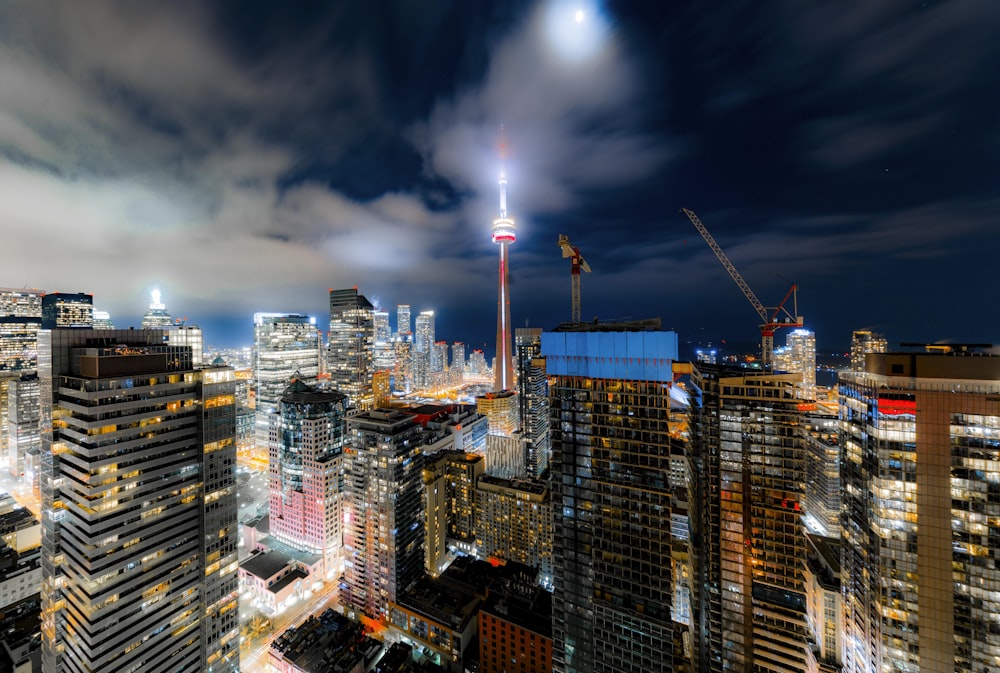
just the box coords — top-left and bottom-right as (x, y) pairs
(681, 208), (803, 369)
(681, 208), (768, 322)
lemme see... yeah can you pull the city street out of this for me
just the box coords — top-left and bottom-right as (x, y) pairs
(0, 469), (39, 515)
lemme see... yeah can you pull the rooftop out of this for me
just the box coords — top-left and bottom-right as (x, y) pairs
(241, 549), (292, 580)
(481, 587), (553, 639)
(271, 609), (382, 673)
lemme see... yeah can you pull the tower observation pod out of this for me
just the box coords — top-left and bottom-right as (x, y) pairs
(492, 132), (517, 392)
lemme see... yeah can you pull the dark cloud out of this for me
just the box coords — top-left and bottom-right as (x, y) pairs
(0, 0), (995, 352)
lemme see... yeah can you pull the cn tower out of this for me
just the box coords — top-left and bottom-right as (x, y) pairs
(491, 129), (516, 392)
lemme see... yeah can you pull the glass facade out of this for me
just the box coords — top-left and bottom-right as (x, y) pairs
(327, 289), (375, 408)
(841, 352), (1000, 673)
(543, 328), (678, 673)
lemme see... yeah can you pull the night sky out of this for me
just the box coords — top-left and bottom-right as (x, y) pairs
(0, 1), (997, 355)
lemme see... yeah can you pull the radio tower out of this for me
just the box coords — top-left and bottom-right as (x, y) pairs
(492, 127), (516, 391)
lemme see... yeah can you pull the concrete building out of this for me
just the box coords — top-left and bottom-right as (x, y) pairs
(804, 411), (841, 537)
(269, 608), (382, 673)
(849, 329), (886, 372)
(804, 534), (843, 672)
(268, 379), (349, 578)
(516, 327), (550, 477)
(38, 329), (239, 673)
(544, 326), (679, 673)
(342, 409), (425, 619)
(774, 327), (817, 400)
(475, 476), (553, 584)
(841, 347), (1000, 673)
(479, 586), (553, 673)
(424, 451), (484, 574)
(40, 292), (92, 329)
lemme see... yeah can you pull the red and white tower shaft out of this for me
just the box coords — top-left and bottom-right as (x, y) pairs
(492, 131), (516, 392)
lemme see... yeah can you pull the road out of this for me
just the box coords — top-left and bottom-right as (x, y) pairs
(0, 469), (39, 515)
(239, 579), (344, 672)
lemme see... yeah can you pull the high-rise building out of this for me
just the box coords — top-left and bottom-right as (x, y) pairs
(253, 312), (321, 449)
(328, 288), (375, 408)
(424, 450), (484, 574)
(492, 135), (516, 393)
(396, 304), (411, 337)
(141, 288), (174, 328)
(342, 409), (425, 619)
(803, 533), (843, 673)
(689, 365), (812, 673)
(40, 292), (92, 329)
(38, 329), (239, 673)
(6, 374), (39, 479)
(476, 476), (553, 584)
(393, 335), (412, 394)
(773, 328), (816, 400)
(849, 329), (887, 371)
(0, 288), (42, 475)
(543, 326), (679, 673)
(516, 327), (549, 477)
(374, 310), (394, 371)
(92, 310), (114, 329)
(841, 347), (1000, 673)
(803, 411), (840, 537)
(450, 342), (466, 387)
(431, 340), (448, 375)
(415, 310), (434, 354)
(269, 379), (348, 578)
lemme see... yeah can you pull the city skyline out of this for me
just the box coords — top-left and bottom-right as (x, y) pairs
(0, 1), (997, 352)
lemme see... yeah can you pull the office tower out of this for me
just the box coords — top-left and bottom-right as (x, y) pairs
(38, 329), (239, 673)
(373, 369), (391, 409)
(803, 411), (840, 536)
(424, 450), (484, 574)
(476, 476), (553, 584)
(167, 324), (205, 366)
(849, 329), (887, 371)
(374, 310), (394, 371)
(253, 312), (321, 449)
(40, 292), (92, 329)
(0, 504), (41, 609)
(328, 288), (375, 408)
(397, 304), (411, 337)
(689, 365), (811, 673)
(141, 288), (174, 328)
(342, 409), (425, 619)
(0, 288), (42, 476)
(773, 328), (816, 400)
(415, 310), (434, 353)
(840, 348), (1000, 673)
(516, 327), (550, 477)
(492, 135), (516, 392)
(543, 326), (679, 673)
(92, 310), (114, 329)
(269, 379), (348, 578)
(469, 350), (488, 377)
(6, 374), (39, 479)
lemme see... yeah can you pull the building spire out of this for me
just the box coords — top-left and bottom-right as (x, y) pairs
(491, 125), (517, 392)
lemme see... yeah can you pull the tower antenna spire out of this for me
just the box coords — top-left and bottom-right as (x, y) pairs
(498, 124), (508, 218)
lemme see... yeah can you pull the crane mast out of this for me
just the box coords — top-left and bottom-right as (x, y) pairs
(558, 234), (592, 323)
(681, 208), (803, 369)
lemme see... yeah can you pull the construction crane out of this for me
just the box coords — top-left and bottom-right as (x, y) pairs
(681, 208), (803, 369)
(558, 234), (592, 323)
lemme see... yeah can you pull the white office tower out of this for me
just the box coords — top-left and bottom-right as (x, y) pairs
(39, 329), (239, 673)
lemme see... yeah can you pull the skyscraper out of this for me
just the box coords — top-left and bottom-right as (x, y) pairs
(516, 327), (550, 477)
(141, 288), (174, 328)
(40, 292), (92, 329)
(841, 347), (1000, 673)
(253, 312), (321, 448)
(412, 310), (434, 390)
(492, 133), (516, 393)
(374, 309), (394, 371)
(0, 287), (42, 476)
(849, 329), (887, 371)
(38, 329), (239, 673)
(544, 326), (679, 673)
(773, 327), (816, 400)
(396, 304), (411, 337)
(342, 409), (425, 620)
(269, 379), (348, 578)
(689, 365), (812, 673)
(328, 288), (375, 409)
